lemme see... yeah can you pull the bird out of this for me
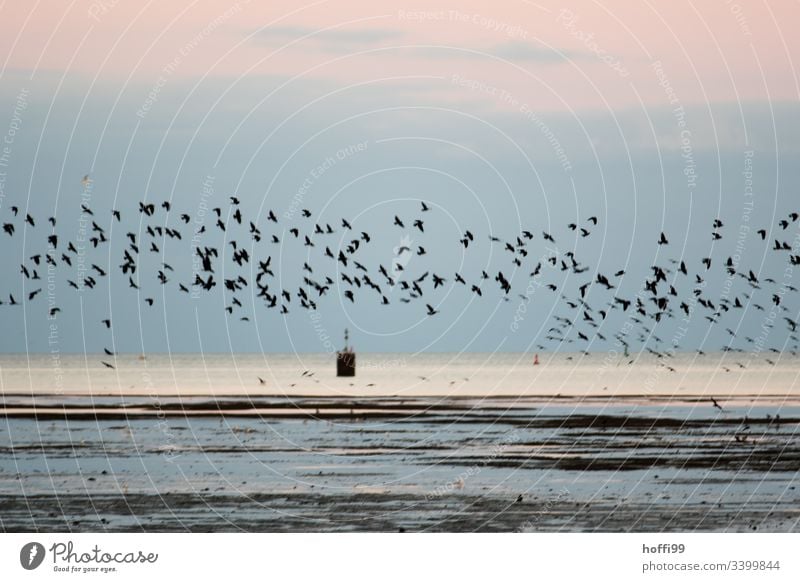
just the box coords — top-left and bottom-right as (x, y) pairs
(0, 177), (796, 375)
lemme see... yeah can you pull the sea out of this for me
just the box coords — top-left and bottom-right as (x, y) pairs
(1, 352), (798, 532)
(1, 351), (798, 396)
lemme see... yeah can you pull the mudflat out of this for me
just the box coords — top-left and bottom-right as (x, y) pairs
(2, 393), (797, 532)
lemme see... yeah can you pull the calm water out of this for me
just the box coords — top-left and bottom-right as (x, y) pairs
(1, 351), (799, 396)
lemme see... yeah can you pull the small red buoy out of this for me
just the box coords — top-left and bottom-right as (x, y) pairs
(533, 353), (540, 366)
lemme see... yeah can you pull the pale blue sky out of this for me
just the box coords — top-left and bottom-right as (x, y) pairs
(0, 2), (798, 353)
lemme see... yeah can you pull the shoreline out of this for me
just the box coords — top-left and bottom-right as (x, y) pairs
(3, 393), (800, 419)
(2, 492), (795, 533)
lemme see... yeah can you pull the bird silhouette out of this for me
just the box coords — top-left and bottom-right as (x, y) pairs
(0, 180), (797, 372)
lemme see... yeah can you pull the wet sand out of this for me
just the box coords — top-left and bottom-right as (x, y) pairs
(2, 393), (798, 532)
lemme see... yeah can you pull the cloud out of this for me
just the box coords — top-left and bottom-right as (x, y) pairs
(488, 41), (579, 63)
(337, 42), (580, 64)
(251, 25), (405, 52)
(250, 26), (580, 64)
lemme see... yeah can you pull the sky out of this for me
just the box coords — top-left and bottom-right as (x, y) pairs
(0, 0), (798, 354)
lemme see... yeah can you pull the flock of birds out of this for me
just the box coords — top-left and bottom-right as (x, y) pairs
(1, 178), (799, 379)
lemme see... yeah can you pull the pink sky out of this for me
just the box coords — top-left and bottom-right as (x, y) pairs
(1, 0), (798, 112)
